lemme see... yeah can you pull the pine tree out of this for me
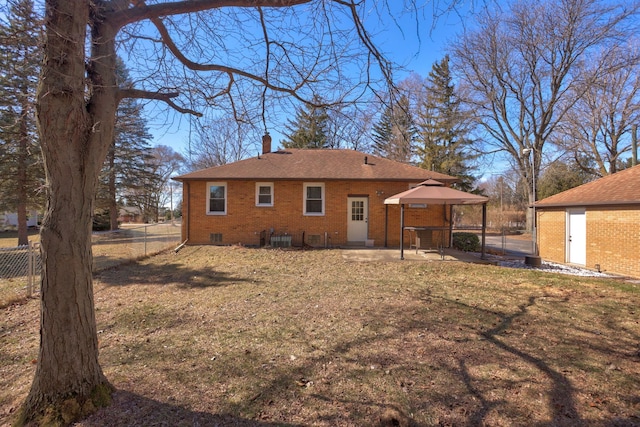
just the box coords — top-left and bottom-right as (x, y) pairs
(415, 56), (476, 190)
(282, 96), (330, 149)
(95, 58), (155, 230)
(371, 94), (415, 162)
(0, 0), (44, 245)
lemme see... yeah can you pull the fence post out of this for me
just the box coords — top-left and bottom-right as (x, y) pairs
(27, 241), (33, 297)
(144, 226), (148, 256)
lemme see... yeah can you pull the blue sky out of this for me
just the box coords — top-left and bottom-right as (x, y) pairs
(146, 4), (470, 158)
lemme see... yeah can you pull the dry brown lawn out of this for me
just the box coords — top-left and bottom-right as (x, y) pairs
(0, 223), (181, 307)
(1, 246), (639, 426)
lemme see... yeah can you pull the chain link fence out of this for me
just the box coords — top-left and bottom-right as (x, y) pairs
(0, 221), (182, 307)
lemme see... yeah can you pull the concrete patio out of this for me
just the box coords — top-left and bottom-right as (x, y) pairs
(340, 247), (499, 264)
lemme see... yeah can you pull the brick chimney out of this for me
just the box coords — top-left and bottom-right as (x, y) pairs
(262, 132), (272, 154)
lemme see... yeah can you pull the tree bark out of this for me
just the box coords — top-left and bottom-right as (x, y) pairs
(20, 0), (117, 423)
(16, 85), (30, 246)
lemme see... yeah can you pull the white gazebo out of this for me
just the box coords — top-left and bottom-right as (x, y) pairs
(384, 179), (489, 260)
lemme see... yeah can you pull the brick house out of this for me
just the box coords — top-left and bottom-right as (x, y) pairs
(174, 142), (459, 248)
(535, 164), (640, 278)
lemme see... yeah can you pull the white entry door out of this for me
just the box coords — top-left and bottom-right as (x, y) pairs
(567, 208), (586, 265)
(347, 197), (368, 243)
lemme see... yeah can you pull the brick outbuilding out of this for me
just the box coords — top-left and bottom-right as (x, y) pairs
(535, 164), (640, 278)
(173, 146), (460, 249)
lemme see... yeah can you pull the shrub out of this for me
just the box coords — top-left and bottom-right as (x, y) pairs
(92, 210), (111, 231)
(452, 232), (480, 252)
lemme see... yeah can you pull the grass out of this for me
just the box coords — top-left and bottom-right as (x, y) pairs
(1, 246), (639, 426)
(0, 223), (181, 307)
(0, 230), (40, 248)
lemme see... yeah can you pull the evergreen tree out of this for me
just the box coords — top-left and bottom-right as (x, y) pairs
(415, 56), (476, 190)
(537, 160), (592, 200)
(282, 95), (330, 149)
(95, 58), (155, 230)
(371, 94), (415, 162)
(0, 0), (43, 245)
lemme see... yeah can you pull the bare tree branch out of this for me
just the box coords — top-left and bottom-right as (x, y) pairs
(117, 88), (203, 116)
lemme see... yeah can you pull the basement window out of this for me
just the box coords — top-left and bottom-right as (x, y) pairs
(307, 234), (322, 245)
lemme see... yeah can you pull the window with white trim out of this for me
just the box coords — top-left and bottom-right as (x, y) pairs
(207, 182), (227, 215)
(304, 183), (324, 215)
(256, 182), (274, 207)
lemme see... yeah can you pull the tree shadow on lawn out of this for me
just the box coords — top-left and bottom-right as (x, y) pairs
(88, 253), (638, 426)
(79, 389), (302, 427)
(94, 259), (255, 290)
(416, 291), (640, 427)
(208, 289), (637, 426)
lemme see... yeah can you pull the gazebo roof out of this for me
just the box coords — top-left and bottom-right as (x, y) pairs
(384, 180), (488, 205)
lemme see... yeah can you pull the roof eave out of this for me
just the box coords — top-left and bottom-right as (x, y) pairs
(536, 200), (640, 208)
(173, 177), (460, 183)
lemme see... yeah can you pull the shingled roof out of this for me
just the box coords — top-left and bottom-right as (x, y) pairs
(174, 149), (458, 183)
(536, 164), (640, 208)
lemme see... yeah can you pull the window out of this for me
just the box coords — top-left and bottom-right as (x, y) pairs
(207, 182), (227, 215)
(408, 183), (427, 208)
(256, 182), (274, 207)
(351, 200), (365, 221)
(304, 183), (324, 215)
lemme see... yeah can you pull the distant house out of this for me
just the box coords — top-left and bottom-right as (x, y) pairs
(174, 140), (460, 248)
(2, 211), (39, 230)
(535, 164), (640, 278)
(118, 206), (143, 223)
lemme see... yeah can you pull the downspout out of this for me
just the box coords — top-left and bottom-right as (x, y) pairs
(384, 204), (388, 247)
(175, 180), (190, 253)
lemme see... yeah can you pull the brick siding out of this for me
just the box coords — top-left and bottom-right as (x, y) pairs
(182, 180), (450, 248)
(538, 206), (640, 278)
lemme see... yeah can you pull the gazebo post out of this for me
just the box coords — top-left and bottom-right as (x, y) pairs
(384, 179), (489, 260)
(481, 202), (487, 259)
(400, 204), (405, 260)
(449, 204), (454, 247)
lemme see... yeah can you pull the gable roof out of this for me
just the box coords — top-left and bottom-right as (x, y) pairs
(174, 149), (458, 183)
(536, 164), (640, 208)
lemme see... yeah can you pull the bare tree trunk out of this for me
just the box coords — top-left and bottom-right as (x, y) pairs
(16, 93), (30, 246)
(108, 148), (119, 231)
(525, 189), (535, 233)
(19, 0), (116, 423)
(22, 155), (110, 422)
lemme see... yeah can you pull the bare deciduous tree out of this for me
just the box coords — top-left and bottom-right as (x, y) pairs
(326, 104), (376, 152)
(451, 0), (638, 230)
(559, 44), (640, 177)
(21, 0), (432, 424)
(185, 116), (256, 169)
